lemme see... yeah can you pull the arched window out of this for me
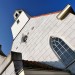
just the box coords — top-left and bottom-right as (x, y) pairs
(50, 37), (75, 67)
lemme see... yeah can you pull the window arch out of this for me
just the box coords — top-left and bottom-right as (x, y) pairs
(50, 37), (75, 67)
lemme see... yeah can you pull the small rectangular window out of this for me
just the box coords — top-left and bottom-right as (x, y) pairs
(17, 19), (20, 24)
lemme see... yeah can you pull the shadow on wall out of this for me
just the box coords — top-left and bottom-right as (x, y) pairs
(41, 61), (65, 69)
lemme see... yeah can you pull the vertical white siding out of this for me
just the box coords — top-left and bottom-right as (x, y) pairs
(2, 62), (16, 75)
(11, 13), (75, 69)
(0, 54), (11, 74)
(11, 11), (29, 39)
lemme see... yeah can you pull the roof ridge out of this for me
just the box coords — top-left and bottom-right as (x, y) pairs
(32, 11), (61, 18)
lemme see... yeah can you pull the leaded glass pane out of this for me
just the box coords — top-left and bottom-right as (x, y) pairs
(50, 37), (75, 67)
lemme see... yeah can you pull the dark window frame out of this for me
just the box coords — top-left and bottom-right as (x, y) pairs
(50, 37), (75, 68)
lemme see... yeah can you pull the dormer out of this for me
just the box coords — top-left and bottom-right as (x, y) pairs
(11, 10), (30, 39)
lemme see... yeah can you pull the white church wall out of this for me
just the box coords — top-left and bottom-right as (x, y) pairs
(2, 62), (16, 75)
(11, 12), (75, 71)
(11, 11), (29, 39)
(0, 54), (11, 74)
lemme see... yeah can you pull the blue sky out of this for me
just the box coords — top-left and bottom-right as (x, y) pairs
(0, 0), (75, 56)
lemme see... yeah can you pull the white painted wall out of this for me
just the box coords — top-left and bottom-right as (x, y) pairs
(11, 11), (29, 39)
(0, 54), (11, 74)
(0, 11), (75, 74)
(2, 62), (16, 75)
(11, 13), (62, 68)
(11, 12), (75, 73)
